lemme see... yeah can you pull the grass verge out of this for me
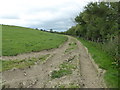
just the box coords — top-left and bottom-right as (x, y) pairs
(77, 38), (118, 88)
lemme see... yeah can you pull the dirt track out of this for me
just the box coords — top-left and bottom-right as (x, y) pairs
(2, 36), (106, 88)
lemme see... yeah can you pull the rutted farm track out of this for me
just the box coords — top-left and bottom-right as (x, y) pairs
(2, 36), (106, 88)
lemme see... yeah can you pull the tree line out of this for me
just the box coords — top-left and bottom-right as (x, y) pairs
(65, 2), (119, 64)
(66, 2), (119, 42)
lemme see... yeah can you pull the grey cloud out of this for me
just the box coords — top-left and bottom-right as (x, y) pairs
(29, 17), (76, 32)
(0, 0), (91, 32)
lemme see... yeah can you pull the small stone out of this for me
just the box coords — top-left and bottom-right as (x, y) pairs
(82, 83), (85, 86)
(34, 62), (37, 65)
(11, 67), (17, 71)
(23, 71), (27, 76)
(23, 81), (26, 86)
(19, 82), (23, 88)
(28, 66), (31, 68)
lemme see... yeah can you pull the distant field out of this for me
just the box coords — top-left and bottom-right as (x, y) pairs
(2, 25), (67, 56)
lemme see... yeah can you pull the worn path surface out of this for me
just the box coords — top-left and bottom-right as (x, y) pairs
(2, 36), (106, 88)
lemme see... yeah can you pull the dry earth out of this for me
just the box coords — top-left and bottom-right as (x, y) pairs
(1, 36), (106, 88)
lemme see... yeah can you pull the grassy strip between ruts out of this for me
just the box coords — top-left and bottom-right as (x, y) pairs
(64, 41), (77, 53)
(51, 61), (76, 79)
(1, 54), (50, 72)
(77, 38), (119, 88)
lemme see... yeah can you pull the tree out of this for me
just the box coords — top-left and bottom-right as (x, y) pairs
(50, 29), (53, 33)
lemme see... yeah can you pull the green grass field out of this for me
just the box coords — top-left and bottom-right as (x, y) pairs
(78, 38), (118, 88)
(2, 25), (67, 56)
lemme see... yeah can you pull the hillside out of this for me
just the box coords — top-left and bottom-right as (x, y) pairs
(2, 25), (67, 56)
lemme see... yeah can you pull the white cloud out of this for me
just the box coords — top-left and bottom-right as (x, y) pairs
(0, 0), (98, 31)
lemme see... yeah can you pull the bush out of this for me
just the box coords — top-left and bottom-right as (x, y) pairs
(102, 36), (119, 63)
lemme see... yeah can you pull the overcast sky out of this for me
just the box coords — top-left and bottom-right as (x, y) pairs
(0, 0), (98, 32)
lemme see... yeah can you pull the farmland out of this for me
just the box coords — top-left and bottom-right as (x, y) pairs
(2, 35), (107, 88)
(2, 25), (67, 56)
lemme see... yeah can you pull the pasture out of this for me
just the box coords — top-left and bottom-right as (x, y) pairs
(2, 25), (67, 56)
